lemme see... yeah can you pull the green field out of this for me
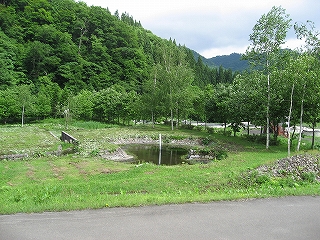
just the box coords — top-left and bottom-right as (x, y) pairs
(0, 120), (319, 214)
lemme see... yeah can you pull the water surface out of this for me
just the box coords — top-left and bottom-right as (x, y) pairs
(123, 145), (188, 165)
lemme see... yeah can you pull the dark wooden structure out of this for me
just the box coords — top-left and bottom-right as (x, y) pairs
(61, 131), (78, 144)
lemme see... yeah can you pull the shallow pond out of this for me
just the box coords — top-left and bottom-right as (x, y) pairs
(122, 145), (188, 165)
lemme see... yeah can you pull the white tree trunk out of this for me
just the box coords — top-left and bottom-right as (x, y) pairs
(287, 84), (294, 157)
(266, 73), (270, 149)
(297, 84), (306, 151)
(21, 104), (25, 127)
(170, 109), (174, 131)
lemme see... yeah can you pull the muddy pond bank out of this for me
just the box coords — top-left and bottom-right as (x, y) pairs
(100, 137), (217, 165)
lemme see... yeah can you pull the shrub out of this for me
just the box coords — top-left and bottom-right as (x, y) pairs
(206, 128), (215, 134)
(236, 170), (272, 188)
(192, 147), (228, 160)
(201, 137), (212, 146)
(244, 134), (280, 146)
(180, 124), (195, 130)
(214, 149), (228, 160)
(215, 128), (232, 136)
(168, 135), (186, 140)
(164, 120), (176, 126)
(195, 125), (204, 131)
(300, 172), (316, 182)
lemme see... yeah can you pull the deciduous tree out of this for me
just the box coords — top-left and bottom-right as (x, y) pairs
(245, 6), (291, 149)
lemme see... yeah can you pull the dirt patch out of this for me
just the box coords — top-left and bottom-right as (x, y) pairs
(25, 162), (36, 180)
(48, 161), (64, 180)
(100, 169), (114, 174)
(68, 161), (89, 177)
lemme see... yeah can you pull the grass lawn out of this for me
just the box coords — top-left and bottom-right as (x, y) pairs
(0, 120), (319, 214)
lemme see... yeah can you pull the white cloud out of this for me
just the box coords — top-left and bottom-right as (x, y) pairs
(282, 38), (304, 50)
(200, 45), (248, 58)
(83, 0), (320, 57)
(200, 38), (305, 59)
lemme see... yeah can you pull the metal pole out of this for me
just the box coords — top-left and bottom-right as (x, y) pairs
(158, 134), (162, 165)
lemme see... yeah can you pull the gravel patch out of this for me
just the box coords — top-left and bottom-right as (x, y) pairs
(100, 148), (135, 162)
(256, 154), (320, 182)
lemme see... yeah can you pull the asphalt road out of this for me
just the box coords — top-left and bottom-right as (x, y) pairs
(1, 196), (320, 240)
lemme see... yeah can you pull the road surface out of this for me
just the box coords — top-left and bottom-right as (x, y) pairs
(1, 196), (319, 240)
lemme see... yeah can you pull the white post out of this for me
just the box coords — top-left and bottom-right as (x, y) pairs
(158, 134), (162, 165)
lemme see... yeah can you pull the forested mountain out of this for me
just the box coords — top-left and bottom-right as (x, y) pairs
(193, 52), (249, 72)
(207, 53), (249, 72)
(0, 0), (235, 92)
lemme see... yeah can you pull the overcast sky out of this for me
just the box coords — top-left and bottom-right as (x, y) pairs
(82, 0), (320, 58)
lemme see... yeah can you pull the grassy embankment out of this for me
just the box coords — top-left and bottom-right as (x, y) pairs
(0, 120), (319, 214)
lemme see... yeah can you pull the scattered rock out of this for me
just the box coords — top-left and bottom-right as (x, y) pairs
(110, 137), (200, 146)
(184, 149), (215, 164)
(112, 137), (154, 145)
(256, 154), (320, 181)
(0, 153), (29, 160)
(100, 147), (134, 162)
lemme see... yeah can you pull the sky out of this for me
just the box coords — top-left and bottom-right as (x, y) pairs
(82, 0), (320, 58)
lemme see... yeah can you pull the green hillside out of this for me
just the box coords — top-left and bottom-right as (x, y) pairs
(193, 51), (249, 72)
(0, 0), (237, 124)
(207, 53), (249, 72)
(0, 0), (235, 92)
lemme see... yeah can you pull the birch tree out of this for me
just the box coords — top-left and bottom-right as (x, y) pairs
(294, 21), (320, 149)
(16, 85), (33, 127)
(244, 6), (291, 149)
(158, 40), (194, 130)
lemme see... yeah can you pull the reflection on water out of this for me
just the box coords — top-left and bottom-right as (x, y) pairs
(122, 145), (188, 165)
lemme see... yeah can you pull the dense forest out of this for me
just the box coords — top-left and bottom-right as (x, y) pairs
(1, 2), (320, 151)
(0, 0), (235, 124)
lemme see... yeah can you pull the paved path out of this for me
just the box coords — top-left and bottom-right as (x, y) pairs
(1, 196), (320, 240)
